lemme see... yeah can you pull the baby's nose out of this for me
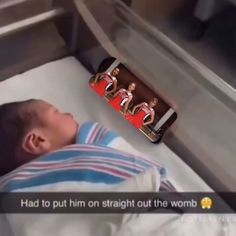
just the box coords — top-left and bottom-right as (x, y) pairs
(65, 112), (73, 118)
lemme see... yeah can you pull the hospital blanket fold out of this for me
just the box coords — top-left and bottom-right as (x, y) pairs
(4, 170), (161, 236)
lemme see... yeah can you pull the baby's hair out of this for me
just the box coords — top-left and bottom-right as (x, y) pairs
(0, 99), (38, 176)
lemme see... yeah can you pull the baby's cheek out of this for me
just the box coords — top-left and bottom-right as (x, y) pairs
(68, 119), (78, 132)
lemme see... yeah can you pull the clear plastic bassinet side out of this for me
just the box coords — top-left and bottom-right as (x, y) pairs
(72, 0), (236, 192)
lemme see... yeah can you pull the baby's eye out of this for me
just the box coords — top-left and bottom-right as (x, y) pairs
(53, 108), (59, 113)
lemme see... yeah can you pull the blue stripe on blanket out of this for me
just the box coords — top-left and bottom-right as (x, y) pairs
(76, 122), (119, 146)
(39, 146), (166, 175)
(38, 146), (160, 170)
(3, 170), (124, 192)
(20, 158), (142, 174)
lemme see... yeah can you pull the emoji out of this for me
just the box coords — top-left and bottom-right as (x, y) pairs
(200, 197), (213, 209)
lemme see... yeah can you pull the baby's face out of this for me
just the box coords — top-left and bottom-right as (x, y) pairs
(33, 100), (78, 149)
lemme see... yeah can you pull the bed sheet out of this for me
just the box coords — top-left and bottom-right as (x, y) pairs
(0, 56), (211, 192)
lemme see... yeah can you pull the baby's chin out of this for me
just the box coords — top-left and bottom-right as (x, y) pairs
(73, 121), (80, 137)
(74, 120), (79, 130)
(69, 124), (79, 146)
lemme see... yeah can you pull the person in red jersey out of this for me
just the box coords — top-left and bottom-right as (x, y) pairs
(109, 83), (136, 113)
(90, 67), (119, 97)
(125, 97), (158, 129)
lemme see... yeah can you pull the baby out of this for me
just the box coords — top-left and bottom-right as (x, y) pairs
(0, 99), (176, 193)
(0, 99), (79, 176)
(0, 99), (175, 192)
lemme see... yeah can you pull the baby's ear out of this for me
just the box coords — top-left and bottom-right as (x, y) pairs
(22, 129), (51, 156)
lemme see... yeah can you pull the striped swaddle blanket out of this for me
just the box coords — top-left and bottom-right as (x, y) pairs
(0, 122), (175, 192)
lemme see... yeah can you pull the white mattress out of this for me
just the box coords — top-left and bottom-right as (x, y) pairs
(0, 56), (211, 192)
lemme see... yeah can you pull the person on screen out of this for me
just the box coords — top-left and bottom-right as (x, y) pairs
(90, 67), (119, 97)
(108, 82), (136, 113)
(125, 97), (158, 129)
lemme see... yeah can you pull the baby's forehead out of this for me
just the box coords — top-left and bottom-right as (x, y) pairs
(29, 100), (54, 112)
